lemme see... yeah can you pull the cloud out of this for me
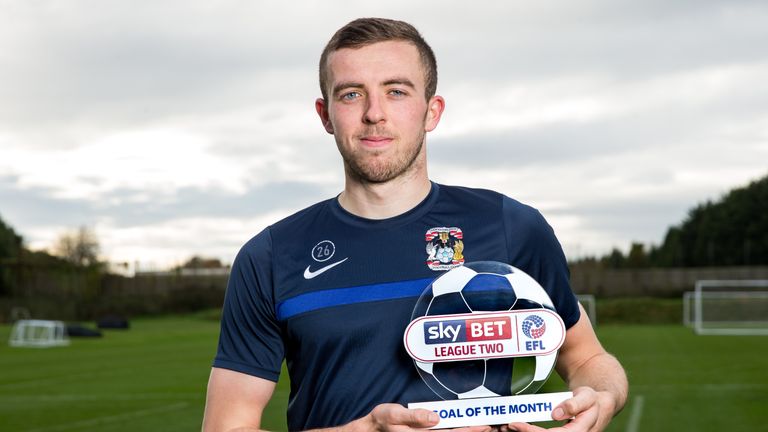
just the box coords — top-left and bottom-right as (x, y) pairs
(0, 2), (328, 141)
(1, 0), (767, 265)
(432, 1), (768, 85)
(1, 173), (328, 266)
(0, 175), (95, 227)
(430, 60), (768, 175)
(1, 174), (325, 230)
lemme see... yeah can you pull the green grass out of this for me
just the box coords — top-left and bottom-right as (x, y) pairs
(597, 325), (767, 431)
(1, 316), (766, 431)
(0, 315), (218, 431)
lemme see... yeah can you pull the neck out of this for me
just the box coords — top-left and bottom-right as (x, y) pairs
(338, 169), (431, 220)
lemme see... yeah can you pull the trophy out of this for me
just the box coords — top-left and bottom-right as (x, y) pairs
(403, 261), (572, 428)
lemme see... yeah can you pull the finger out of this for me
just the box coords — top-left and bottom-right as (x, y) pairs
(505, 422), (547, 432)
(554, 387), (597, 420)
(407, 408), (440, 427)
(373, 405), (440, 428)
(449, 426), (494, 432)
(558, 405), (599, 431)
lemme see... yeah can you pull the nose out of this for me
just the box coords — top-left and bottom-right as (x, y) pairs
(363, 94), (385, 124)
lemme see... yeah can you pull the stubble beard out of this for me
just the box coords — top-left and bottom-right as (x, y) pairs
(339, 129), (426, 185)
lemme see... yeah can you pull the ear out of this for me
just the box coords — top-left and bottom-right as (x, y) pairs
(315, 98), (334, 134)
(424, 95), (445, 132)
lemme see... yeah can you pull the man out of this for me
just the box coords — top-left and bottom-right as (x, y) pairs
(203, 18), (627, 432)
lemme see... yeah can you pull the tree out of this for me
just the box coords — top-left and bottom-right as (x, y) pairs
(180, 256), (225, 269)
(0, 214), (22, 261)
(0, 214), (23, 295)
(573, 172), (768, 268)
(652, 174), (768, 266)
(600, 248), (626, 269)
(626, 242), (649, 268)
(52, 226), (101, 267)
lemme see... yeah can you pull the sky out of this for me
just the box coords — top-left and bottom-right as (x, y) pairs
(1, 0), (767, 270)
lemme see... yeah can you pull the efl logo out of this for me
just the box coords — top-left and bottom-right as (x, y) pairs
(521, 315), (546, 339)
(424, 317), (512, 345)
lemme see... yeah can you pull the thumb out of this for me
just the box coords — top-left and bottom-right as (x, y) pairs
(370, 404), (440, 428)
(401, 408), (440, 427)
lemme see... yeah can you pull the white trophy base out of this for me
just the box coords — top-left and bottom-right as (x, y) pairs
(408, 391), (573, 429)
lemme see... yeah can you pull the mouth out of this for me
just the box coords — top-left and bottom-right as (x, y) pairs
(359, 135), (394, 148)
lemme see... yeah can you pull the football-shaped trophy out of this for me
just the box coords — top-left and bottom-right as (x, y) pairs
(403, 261), (572, 428)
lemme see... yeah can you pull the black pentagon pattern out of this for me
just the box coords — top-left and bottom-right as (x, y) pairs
(461, 273), (517, 312)
(431, 359), (487, 395)
(426, 292), (471, 316)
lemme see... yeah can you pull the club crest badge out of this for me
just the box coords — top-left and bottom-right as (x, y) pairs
(425, 227), (464, 271)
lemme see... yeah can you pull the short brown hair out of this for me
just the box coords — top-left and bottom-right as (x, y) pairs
(318, 18), (438, 101)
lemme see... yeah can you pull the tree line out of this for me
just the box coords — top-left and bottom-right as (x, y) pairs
(577, 173), (768, 268)
(0, 219), (103, 296)
(0, 216), (227, 296)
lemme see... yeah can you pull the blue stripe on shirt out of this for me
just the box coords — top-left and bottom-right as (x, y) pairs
(276, 277), (434, 320)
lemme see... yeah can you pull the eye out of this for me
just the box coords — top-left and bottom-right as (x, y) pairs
(389, 89), (407, 97)
(341, 91), (361, 101)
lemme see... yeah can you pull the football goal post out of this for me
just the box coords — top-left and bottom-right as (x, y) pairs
(688, 280), (768, 335)
(8, 319), (70, 348)
(576, 294), (597, 326)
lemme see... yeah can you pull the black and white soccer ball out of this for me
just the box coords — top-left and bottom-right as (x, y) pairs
(411, 261), (558, 400)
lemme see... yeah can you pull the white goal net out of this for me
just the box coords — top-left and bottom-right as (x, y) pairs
(685, 280), (768, 335)
(8, 319), (70, 347)
(576, 294), (597, 326)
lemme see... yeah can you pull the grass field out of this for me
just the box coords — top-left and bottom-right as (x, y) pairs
(1, 314), (766, 431)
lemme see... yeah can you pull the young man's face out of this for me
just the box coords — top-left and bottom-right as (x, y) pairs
(316, 40), (444, 184)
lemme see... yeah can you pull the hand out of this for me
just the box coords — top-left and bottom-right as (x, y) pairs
(348, 403), (495, 432)
(502, 387), (614, 432)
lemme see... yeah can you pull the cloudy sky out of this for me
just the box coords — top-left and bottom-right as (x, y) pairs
(1, 0), (766, 270)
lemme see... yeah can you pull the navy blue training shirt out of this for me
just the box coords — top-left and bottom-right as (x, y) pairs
(213, 183), (580, 430)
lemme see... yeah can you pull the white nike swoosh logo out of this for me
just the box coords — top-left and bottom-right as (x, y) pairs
(303, 258), (349, 279)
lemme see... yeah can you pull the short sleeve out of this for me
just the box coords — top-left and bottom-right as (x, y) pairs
(212, 228), (285, 381)
(502, 196), (581, 329)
